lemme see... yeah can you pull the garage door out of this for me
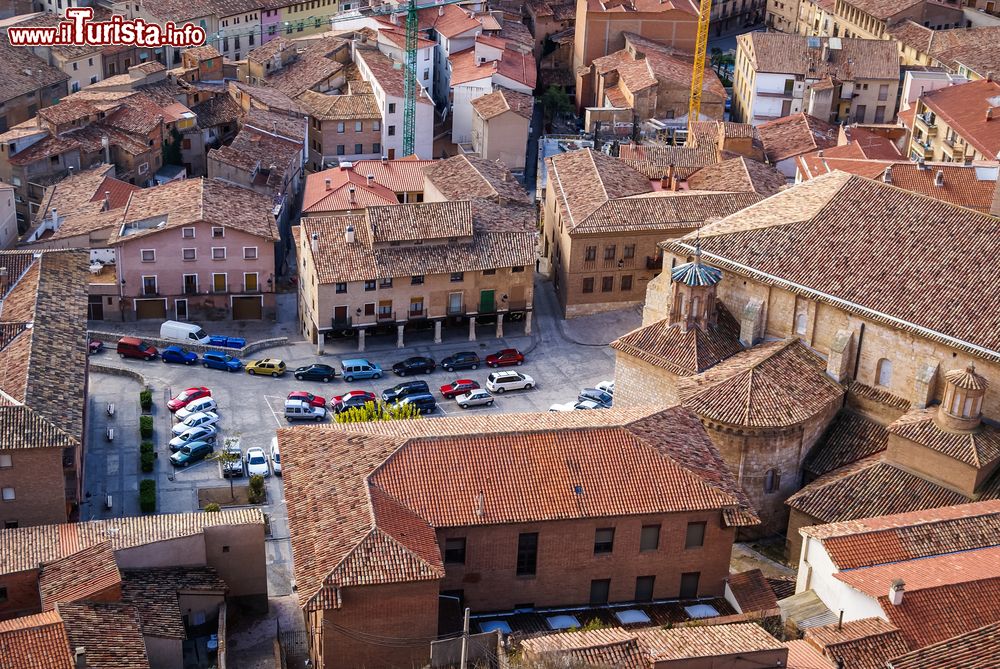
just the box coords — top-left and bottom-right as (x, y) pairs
(232, 296), (263, 320)
(135, 298), (166, 320)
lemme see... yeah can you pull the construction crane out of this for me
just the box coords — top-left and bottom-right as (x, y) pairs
(687, 0), (713, 131)
(403, 0), (419, 156)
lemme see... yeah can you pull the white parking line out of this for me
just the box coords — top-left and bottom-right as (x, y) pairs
(263, 395), (287, 428)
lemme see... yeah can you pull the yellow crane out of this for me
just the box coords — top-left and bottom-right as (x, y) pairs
(688, 0), (714, 132)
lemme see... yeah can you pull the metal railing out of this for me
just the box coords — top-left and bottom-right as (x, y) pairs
(331, 316), (353, 329)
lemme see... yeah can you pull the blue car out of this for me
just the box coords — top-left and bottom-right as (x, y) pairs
(162, 345), (198, 365)
(202, 350), (242, 372)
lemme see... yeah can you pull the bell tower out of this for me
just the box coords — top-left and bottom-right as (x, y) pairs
(668, 241), (722, 333)
(936, 364), (988, 432)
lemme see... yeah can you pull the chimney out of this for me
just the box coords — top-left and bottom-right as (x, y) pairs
(50, 208), (60, 230)
(660, 174), (669, 189)
(669, 164), (678, 191)
(366, 174), (374, 186)
(272, 120), (277, 134)
(882, 166), (892, 183)
(381, 155), (388, 163)
(310, 231), (319, 254)
(475, 491), (484, 519)
(988, 107), (994, 122)
(889, 579), (905, 606)
(348, 185), (356, 204)
(989, 71), (994, 82)
(324, 178), (332, 191)
(345, 224), (355, 243)
(438, 4), (444, 15)
(74, 647), (86, 669)
(822, 43), (830, 62)
(103, 190), (111, 211)
(934, 170), (944, 187)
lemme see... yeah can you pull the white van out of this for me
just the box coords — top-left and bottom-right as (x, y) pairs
(160, 320), (211, 345)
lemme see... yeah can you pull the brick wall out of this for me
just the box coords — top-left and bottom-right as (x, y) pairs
(0, 569), (41, 621)
(0, 448), (67, 527)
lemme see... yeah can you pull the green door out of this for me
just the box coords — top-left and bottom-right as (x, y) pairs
(479, 290), (495, 313)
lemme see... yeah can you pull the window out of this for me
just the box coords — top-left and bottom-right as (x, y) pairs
(337, 145), (345, 156)
(512, 266), (525, 273)
(355, 121), (363, 132)
(640, 524), (660, 551)
(582, 277), (595, 293)
(364, 302), (375, 316)
(878, 83), (889, 101)
(685, 522), (706, 549)
(388, 125), (396, 136)
(364, 280), (376, 291)
(244, 273), (258, 292)
(0, 454), (11, 468)
(623, 244), (635, 259)
(141, 276), (157, 296)
(794, 312), (807, 335)
(337, 122), (345, 133)
(594, 528), (614, 554)
(450, 272), (464, 282)
(373, 142), (381, 154)
(601, 276), (614, 292)
(3, 521), (16, 529)
(585, 245), (596, 261)
(764, 468), (781, 493)
(423, 69), (429, 80)
(379, 278), (393, 288)
(444, 538), (466, 563)
(182, 227), (195, 238)
(377, 301), (393, 317)
(876, 358), (893, 387)
(680, 572), (700, 599)
(244, 247), (258, 260)
(411, 275), (424, 285)
(182, 248), (196, 261)
(410, 297), (424, 315)
(516, 532), (538, 576)
(335, 282), (347, 294)
(73, 62), (78, 71)
(355, 143), (363, 154)
(620, 275), (633, 292)
(373, 120), (381, 131)
(604, 245), (616, 260)
(0, 586), (6, 602)
(783, 78), (794, 94)
(589, 579), (610, 605)
(635, 576), (655, 602)
(212, 273), (227, 293)
(140, 249), (155, 262)
(212, 227), (224, 238)
(212, 247), (226, 260)
(1, 487), (14, 501)
(482, 269), (496, 276)
(388, 103), (396, 114)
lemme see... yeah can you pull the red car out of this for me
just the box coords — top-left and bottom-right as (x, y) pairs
(440, 379), (481, 399)
(485, 348), (524, 368)
(168, 387), (212, 412)
(331, 390), (377, 413)
(287, 391), (326, 408)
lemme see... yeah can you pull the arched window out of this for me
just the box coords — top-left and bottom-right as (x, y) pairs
(876, 358), (893, 388)
(764, 469), (781, 494)
(794, 312), (807, 336)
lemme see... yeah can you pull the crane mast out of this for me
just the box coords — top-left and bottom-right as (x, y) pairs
(688, 0), (713, 131)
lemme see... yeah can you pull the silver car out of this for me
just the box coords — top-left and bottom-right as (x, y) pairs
(172, 410), (220, 435)
(456, 388), (494, 409)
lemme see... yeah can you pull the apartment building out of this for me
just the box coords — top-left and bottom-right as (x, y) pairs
(298, 84), (382, 170)
(829, 0), (962, 40)
(376, 27), (437, 100)
(280, 406), (759, 668)
(469, 88), (533, 171)
(732, 33), (900, 126)
(7, 13), (105, 93)
(766, 0), (800, 32)
(908, 78), (1000, 163)
(214, 0), (264, 61)
(276, 0), (339, 40)
(0, 182), (15, 249)
(0, 250), (89, 528)
(0, 36), (69, 135)
(354, 45), (434, 159)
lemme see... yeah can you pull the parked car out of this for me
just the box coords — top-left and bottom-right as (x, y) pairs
(578, 388), (613, 408)
(88, 340), (104, 354)
(549, 402), (576, 412)
(341, 358), (382, 382)
(573, 399), (606, 410)
(287, 391), (326, 408)
(117, 336), (157, 361)
(440, 379), (480, 399)
(485, 348), (524, 368)
(176, 396), (219, 421)
(485, 371), (535, 393)
(221, 439), (243, 477)
(294, 363), (337, 382)
(391, 356), (436, 376)
(456, 389), (494, 409)
(169, 441), (213, 467)
(440, 351), (481, 372)
(381, 380), (430, 403)
(203, 351), (242, 372)
(270, 437), (282, 476)
(331, 390), (378, 413)
(246, 358), (286, 377)
(245, 447), (270, 477)
(284, 399), (327, 422)
(395, 393), (437, 414)
(161, 345), (198, 365)
(160, 320), (211, 345)
(168, 425), (218, 451)
(597, 380), (615, 395)
(171, 411), (220, 435)
(168, 387), (211, 412)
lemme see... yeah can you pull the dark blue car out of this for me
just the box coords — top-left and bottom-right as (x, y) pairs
(202, 350), (242, 372)
(162, 345), (198, 365)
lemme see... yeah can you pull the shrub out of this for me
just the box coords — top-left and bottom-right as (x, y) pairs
(335, 400), (422, 423)
(204, 503), (221, 513)
(140, 450), (154, 473)
(139, 389), (153, 412)
(139, 415), (153, 439)
(139, 479), (156, 513)
(247, 474), (266, 504)
(140, 441), (154, 454)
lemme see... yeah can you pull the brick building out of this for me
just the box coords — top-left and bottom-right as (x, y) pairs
(280, 407), (760, 668)
(908, 79), (1000, 164)
(0, 34), (69, 135)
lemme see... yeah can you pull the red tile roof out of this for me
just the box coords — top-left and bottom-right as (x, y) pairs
(686, 156), (787, 196)
(921, 79), (1000, 160)
(39, 541), (121, 611)
(548, 148), (652, 228)
(889, 408), (1000, 467)
(0, 610), (73, 669)
(805, 618), (909, 669)
(350, 157), (436, 193)
(758, 113), (839, 162)
(888, 620), (1000, 669)
(726, 569), (779, 613)
(879, 577), (1000, 649)
(56, 601), (149, 669)
(836, 544), (1000, 598)
(803, 411), (888, 477)
(302, 166), (398, 214)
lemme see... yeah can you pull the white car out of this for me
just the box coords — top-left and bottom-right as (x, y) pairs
(597, 380), (615, 395)
(549, 402), (577, 412)
(172, 410), (220, 435)
(245, 446), (270, 477)
(456, 388), (494, 409)
(175, 396), (218, 421)
(549, 400), (604, 412)
(168, 424), (218, 451)
(485, 371), (534, 393)
(270, 437), (282, 476)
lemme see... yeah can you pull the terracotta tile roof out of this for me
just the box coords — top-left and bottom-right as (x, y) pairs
(0, 610), (74, 669)
(355, 46), (433, 105)
(192, 93), (244, 129)
(377, 26), (435, 50)
(888, 620), (1000, 669)
(245, 36), (296, 65)
(839, 0), (922, 19)
(662, 171), (1000, 360)
(520, 627), (643, 668)
(612, 303), (743, 376)
(209, 125), (302, 191)
(100, 95), (167, 136)
(471, 87), (534, 121)
(726, 569), (779, 612)
(267, 56), (344, 99)
(634, 623), (785, 661)
(837, 544), (1000, 599)
(613, 33), (727, 103)
(784, 639), (835, 668)
(585, 0), (699, 15)
(183, 45), (222, 62)
(920, 79), (1000, 160)
(739, 32), (900, 80)
(579, 190), (761, 234)
(879, 577), (1000, 649)
(618, 143), (721, 179)
(414, 3), (481, 38)
(112, 178), (279, 243)
(0, 509), (263, 576)
(758, 113), (839, 162)
(686, 157), (787, 196)
(25, 165), (138, 243)
(120, 567), (227, 639)
(889, 408), (1000, 467)
(56, 602), (149, 669)
(423, 155), (531, 203)
(296, 89), (380, 120)
(548, 148), (652, 227)
(849, 381), (911, 411)
(494, 48), (537, 89)
(675, 339), (845, 429)
(281, 406), (757, 610)
(39, 542), (121, 611)
(245, 108), (306, 141)
(805, 618), (909, 669)
(888, 20), (1000, 78)
(229, 81), (306, 115)
(302, 167), (398, 214)
(803, 411), (889, 477)
(0, 34), (69, 104)
(368, 200), (473, 242)
(351, 157), (437, 192)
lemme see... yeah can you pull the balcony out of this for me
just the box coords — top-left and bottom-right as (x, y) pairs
(914, 112), (937, 136)
(331, 316), (353, 330)
(911, 140), (933, 159)
(408, 307), (425, 319)
(477, 301), (497, 315)
(377, 311), (396, 322)
(447, 302), (465, 316)
(646, 255), (664, 271)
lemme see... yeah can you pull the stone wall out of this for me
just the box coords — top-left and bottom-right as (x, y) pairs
(613, 350), (685, 409)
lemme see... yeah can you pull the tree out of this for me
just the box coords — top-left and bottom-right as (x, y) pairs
(209, 436), (242, 500)
(334, 400), (422, 424)
(540, 85), (573, 132)
(162, 125), (183, 166)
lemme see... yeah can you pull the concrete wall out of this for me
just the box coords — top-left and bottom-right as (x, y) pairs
(0, 448), (68, 527)
(474, 110), (531, 172)
(796, 534), (885, 622)
(452, 80), (494, 145)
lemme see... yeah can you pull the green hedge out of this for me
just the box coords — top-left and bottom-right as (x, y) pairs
(204, 503), (221, 513)
(248, 474), (266, 504)
(140, 451), (154, 473)
(139, 389), (153, 412)
(139, 479), (156, 513)
(140, 441), (154, 454)
(139, 416), (153, 439)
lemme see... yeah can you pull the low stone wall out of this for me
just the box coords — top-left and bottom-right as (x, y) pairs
(88, 331), (289, 359)
(88, 362), (148, 387)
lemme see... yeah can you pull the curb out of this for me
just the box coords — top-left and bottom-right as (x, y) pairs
(88, 330), (289, 359)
